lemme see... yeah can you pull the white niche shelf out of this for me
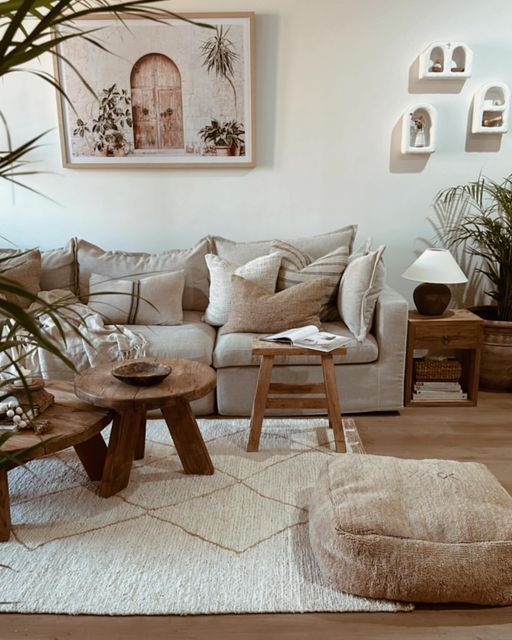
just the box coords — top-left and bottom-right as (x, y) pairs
(419, 42), (472, 79)
(401, 105), (437, 155)
(471, 82), (511, 134)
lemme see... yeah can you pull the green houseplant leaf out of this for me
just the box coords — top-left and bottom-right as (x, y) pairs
(437, 175), (512, 321)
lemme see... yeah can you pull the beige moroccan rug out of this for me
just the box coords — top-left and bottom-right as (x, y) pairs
(0, 417), (412, 614)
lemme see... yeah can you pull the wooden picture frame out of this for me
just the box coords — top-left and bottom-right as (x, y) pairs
(54, 12), (255, 169)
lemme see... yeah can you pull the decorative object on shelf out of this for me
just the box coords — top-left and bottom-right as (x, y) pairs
(111, 360), (172, 387)
(439, 175), (512, 390)
(402, 248), (468, 316)
(55, 13), (255, 169)
(401, 105), (437, 154)
(419, 42), (473, 79)
(471, 82), (511, 134)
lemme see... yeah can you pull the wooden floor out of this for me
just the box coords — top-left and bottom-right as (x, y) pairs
(2, 391), (512, 640)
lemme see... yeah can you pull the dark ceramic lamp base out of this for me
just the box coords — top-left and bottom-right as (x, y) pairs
(413, 282), (451, 316)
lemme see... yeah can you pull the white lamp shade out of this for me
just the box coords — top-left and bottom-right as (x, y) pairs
(402, 249), (468, 284)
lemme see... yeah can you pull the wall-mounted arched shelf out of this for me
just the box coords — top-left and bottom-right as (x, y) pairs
(419, 42), (472, 79)
(471, 82), (510, 134)
(401, 105), (437, 154)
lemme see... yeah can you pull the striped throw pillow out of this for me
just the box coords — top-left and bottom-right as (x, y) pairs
(271, 240), (349, 320)
(88, 270), (185, 325)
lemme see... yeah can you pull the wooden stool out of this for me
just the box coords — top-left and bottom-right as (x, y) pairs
(247, 339), (347, 453)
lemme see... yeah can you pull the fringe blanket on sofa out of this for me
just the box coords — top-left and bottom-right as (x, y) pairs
(14, 289), (146, 382)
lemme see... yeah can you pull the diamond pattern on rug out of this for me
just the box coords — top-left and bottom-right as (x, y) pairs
(243, 449), (333, 507)
(152, 482), (307, 553)
(1, 417), (409, 615)
(12, 486), (146, 549)
(120, 456), (236, 511)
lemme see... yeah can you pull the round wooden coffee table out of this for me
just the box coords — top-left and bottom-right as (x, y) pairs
(0, 381), (112, 542)
(74, 358), (216, 498)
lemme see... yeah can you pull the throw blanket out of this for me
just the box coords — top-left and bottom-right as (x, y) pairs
(21, 290), (146, 381)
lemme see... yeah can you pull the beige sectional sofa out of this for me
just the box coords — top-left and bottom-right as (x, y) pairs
(32, 229), (408, 415)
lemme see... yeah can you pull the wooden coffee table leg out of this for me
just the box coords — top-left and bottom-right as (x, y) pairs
(99, 409), (145, 498)
(74, 433), (107, 481)
(321, 355), (346, 453)
(0, 469), (11, 542)
(247, 355), (274, 452)
(134, 413), (147, 461)
(162, 400), (214, 475)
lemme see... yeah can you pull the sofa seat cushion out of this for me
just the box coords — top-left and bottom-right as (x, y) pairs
(309, 455), (512, 605)
(129, 311), (216, 365)
(213, 320), (378, 368)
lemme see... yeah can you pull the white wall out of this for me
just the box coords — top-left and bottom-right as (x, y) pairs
(2, 0), (512, 301)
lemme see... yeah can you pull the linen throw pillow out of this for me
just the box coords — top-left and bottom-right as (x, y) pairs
(210, 225), (358, 264)
(76, 238), (210, 311)
(221, 275), (332, 335)
(88, 270), (185, 325)
(271, 240), (349, 320)
(204, 253), (282, 326)
(40, 238), (77, 293)
(0, 249), (41, 309)
(337, 246), (386, 342)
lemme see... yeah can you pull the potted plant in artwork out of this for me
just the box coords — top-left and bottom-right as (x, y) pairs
(74, 84), (133, 156)
(437, 175), (512, 390)
(198, 119), (245, 156)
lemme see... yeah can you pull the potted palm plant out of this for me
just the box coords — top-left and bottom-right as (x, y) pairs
(437, 175), (512, 390)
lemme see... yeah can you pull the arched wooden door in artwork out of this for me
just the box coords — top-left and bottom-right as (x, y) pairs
(130, 53), (184, 150)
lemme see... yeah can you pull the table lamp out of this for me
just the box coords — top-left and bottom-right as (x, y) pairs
(402, 248), (468, 316)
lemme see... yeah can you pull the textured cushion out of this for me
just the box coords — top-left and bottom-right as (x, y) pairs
(88, 271), (184, 325)
(309, 455), (512, 605)
(0, 249), (41, 309)
(337, 246), (385, 342)
(130, 311), (217, 365)
(40, 239), (77, 292)
(272, 240), (349, 320)
(213, 320), (378, 368)
(210, 225), (357, 264)
(76, 238), (210, 311)
(204, 253), (281, 326)
(221, 275), (331, 335)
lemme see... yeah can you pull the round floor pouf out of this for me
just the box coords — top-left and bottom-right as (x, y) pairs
(309, 454), (512, 605)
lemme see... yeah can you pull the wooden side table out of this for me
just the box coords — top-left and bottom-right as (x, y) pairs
(404, 309), (483, 407)
(75, 357), (216, 498)
(247, 339), (347, 453)
(1, 382), (112, 542)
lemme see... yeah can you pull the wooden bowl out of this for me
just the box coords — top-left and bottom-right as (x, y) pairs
(111, 361), (172, 387)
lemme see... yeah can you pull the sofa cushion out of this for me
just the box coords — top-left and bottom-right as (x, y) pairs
(40, 239), (77, 292)
(213, 320), (378, 368)
(221, 275), (330, 335)
(203, 253), (281, 326)
(210, 225), (357, 264)
(0, 249), (41, 309)
(76, 238), (210, 311)
(131, 311), (216, 365)
(272, 240), (349, 320)
(309, 454), (512, 605)
(337, 246), (386, 342)
(88, 271), (185, 325)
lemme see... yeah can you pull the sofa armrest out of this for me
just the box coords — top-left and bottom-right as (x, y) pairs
(374, 285), (408, 358)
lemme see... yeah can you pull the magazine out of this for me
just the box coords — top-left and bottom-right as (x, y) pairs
(262, 325), (350, 352)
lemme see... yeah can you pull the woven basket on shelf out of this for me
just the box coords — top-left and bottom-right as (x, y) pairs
(414, 359), (462, 382)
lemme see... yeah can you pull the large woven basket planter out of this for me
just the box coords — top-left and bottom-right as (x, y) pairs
(471, 306), (512, 391)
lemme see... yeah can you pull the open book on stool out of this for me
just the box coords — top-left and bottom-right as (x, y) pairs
(262, 325), (351, 352)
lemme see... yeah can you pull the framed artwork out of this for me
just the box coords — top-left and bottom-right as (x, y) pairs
(55, 12), (255, 168)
